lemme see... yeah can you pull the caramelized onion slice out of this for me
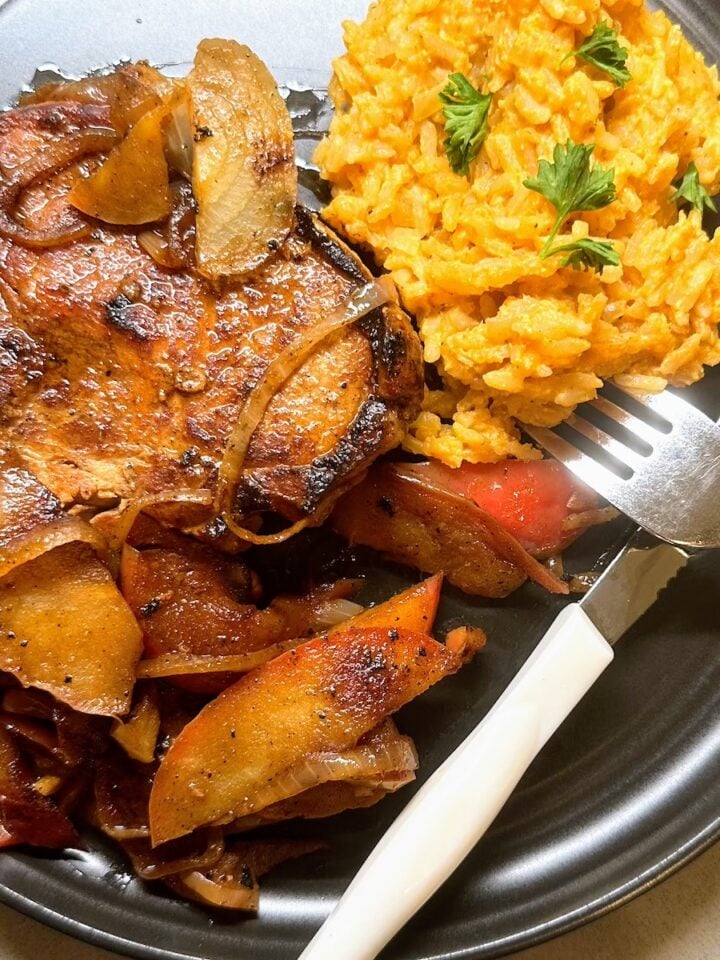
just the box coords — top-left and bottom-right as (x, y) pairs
(168, 855), (260, 911)
(0, 456), (107, 578)
(0, 105), (116, 248)
(165, 840), (324, 911)
(215, 278), (395, 541)
(226, 719), (418, 823)
(165, 98), (193, 180)
(92, 488), (212, 575)
(122, 828), (224, 880)
(136, 641), (303, 679)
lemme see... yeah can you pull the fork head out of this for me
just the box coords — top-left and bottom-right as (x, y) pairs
(523, 383), (720, 549)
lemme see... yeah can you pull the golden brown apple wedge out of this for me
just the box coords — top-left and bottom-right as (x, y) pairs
(149, 626), (463, 843)
(333, 574), (442, 636)
(0, 542), (143, 716)
(69, 101), (173, 224)
(332, 464), (568, 597)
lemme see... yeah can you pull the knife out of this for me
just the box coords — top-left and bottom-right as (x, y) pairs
(299, 530), (689, 960)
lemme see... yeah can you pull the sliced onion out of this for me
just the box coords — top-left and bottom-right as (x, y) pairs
(0, 126), (117, 248)
(122, 828), (224, 880)
(0, 513), (108, 580)
(93, 488), (212, 575)
(137, 228), (173, 266)
(136, 638), (303, 679)
(226, 719), (418, 822)
(168, 862), (259, 911)
(214, 277), (396, 542)
(561, 506), (619, 532)
(312, 598), (365, 628)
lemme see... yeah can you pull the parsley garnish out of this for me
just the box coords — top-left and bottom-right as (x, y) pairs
(549, 237), (620, 273)
(564, 22), (631, 88)
(439, 73), (492, 177)
(524, 140), (617, 262)
(671, 161), (717, 215)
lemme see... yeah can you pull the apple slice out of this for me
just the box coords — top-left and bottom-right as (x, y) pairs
(334, 574), (442, 636)
(150, 626), (462, 844)
(0, 542), (142, 716)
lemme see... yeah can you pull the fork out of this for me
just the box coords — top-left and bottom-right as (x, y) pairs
(523, 382), (720, 548)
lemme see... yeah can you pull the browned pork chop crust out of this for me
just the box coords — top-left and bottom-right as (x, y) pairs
(0, 100), (423, 525)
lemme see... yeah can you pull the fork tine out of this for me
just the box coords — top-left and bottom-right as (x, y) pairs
(589, 396), (660, 448)
(611, 383), (694, 428)
(522, 425), (628, 503)
(567, 413), (644, 473)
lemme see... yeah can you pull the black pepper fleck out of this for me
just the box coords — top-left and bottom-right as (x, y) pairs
(140, 599), (161, 618)
(194, 125), (213, 141)
(377, 496), (396, 517)
(64, 675), (73, 684)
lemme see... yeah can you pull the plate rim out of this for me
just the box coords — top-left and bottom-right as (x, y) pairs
(1, 0), (720, 957)
(0, 816), (719, 960)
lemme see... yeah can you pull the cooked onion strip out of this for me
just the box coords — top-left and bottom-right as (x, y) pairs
(137, 228), (172, 265)
(1, 513), (108, 580)
(562, 506), (619, 532)
(168, 862), (259, 911)
(215, 277), (395, 542)
(94, 488), (212, 575)
(225, 720), (418, 824)
(312, 598), (365, 627)
(0, 126), (117, 248)
(136, 638), (303, 679)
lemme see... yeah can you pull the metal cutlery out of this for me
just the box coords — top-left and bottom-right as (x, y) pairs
(524, 383), (720, 548)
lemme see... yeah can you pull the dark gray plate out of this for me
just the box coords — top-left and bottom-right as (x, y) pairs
(1, 1), (720, 957)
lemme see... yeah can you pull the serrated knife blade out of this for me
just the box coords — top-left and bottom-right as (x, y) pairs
(580, 529), (689, 645)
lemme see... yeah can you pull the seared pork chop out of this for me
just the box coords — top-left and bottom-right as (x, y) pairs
(0, 85), (423, 529)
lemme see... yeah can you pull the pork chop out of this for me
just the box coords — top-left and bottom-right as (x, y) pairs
(0, 82), (423, 532)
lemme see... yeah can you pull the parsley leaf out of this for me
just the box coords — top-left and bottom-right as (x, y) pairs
(564, 22), (631, 88)
(524, 140), (617, 256)
(547, 237), (620, 273)
(671, 161), (717, 215)
(439, 73), (493, 177)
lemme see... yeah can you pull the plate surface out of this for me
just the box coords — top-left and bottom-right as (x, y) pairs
(1, 1), (720, 958)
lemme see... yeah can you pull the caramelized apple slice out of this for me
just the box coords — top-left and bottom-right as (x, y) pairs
(189, 39), (297, 280)
(0, 542), (142, 716)
(69, 102), (172, 224)
(150, 626), (462, 843)
(332, 464), (568, 597)
(336, 575), (442, 635)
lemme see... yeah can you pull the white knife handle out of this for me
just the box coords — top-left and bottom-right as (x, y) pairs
(299, 604), (613, 960)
